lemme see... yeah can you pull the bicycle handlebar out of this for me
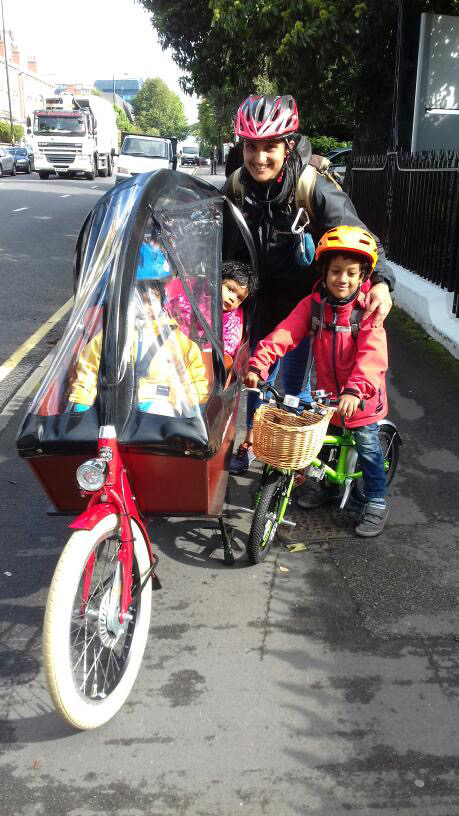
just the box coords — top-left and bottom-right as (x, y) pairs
(250, 381), (365, 413)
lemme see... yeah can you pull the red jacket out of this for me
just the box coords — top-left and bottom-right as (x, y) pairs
(249, 289), (388, 428)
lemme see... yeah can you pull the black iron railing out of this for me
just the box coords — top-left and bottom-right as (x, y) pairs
(348, 150), (459, 317)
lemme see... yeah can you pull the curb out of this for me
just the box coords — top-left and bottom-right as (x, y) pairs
(390, 262), (459, 361)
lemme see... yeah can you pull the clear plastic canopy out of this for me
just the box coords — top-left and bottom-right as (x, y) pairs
(17, 171), (254, 459)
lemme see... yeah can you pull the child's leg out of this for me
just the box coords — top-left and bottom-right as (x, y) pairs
(281, 337), (311, 401)
(353, 423), (388, 537)
(353, 423), (387, 503)
(229, 357), (280, 474)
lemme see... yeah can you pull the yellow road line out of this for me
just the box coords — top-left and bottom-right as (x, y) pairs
(0, 297), (74, 383)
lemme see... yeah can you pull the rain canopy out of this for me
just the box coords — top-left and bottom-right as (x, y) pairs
(17, 171), (256, 459)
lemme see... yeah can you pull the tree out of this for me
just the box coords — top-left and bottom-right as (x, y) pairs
(138, 0), (459, 147)
(113, 105), (144, 137)
(131, 78), (188, 140)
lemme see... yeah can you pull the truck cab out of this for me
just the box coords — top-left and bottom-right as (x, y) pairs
(31, 93), (117, 180)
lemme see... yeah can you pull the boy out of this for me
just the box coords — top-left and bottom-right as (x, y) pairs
(244, 226), (389, 537)
(69, 241), (208, 418)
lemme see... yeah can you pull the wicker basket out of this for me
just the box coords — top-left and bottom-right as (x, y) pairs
(253, 403), (336, 470)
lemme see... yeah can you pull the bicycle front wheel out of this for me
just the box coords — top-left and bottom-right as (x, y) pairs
(43, 514), (152, 730)
(247, 471), (287, 565)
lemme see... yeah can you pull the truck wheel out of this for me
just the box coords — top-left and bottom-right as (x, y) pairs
(85, 157), (96, 181)
(39, 171), (50, 180)
(98, 161), (108, 178)
(106, 155), (113, 177)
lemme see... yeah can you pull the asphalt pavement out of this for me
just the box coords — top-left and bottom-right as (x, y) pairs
(0, 169), (458, 816)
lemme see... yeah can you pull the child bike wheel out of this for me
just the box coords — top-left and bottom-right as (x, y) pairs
(247, 471), (286, 565)
(353, 422), (400, 502)
(43, 514), (152, 730)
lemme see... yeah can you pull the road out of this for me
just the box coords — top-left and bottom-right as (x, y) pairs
(0, 168), (458, 816)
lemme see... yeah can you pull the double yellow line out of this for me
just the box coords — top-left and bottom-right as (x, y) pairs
(0, 297), (74, 383)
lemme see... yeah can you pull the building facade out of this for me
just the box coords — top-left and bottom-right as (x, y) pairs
(94, 78), (143, 103)
(0, 34), (54, 130)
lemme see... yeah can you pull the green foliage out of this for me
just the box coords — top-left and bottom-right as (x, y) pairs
(138, 0), (459, 146)
(114, 105), (142, 135)
(91, 88), (103, 97)
(309, 135), (351, 155)
(197, 88), (236, 148)
(131, 77), (189, 140)
(0, 121), (24, 143)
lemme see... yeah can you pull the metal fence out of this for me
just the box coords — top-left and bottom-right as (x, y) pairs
(348, 150), (459, 317)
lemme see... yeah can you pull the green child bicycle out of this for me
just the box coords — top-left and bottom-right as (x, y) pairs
(246, 383), (401, 565)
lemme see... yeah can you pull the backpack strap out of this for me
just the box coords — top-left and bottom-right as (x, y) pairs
(294, 159), (343, 229)
(294, 165), (318, 224)
(231, 167), (245, 209)
(349, 305), (364, 338)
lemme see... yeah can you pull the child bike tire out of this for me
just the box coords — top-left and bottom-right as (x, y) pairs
(247, 471), (286, 565)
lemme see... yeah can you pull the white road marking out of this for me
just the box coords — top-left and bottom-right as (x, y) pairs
(32, 215), (53, 220)
(90, 185), (98, 188)
(12, 207), (28, 212)
(60, 194), (70, 198)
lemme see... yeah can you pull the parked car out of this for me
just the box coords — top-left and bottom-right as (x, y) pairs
(7, 146), (34, 173)
(326, 147), (352, 183)
(199, 156), (210, 166)
(0, 146), (16, 176)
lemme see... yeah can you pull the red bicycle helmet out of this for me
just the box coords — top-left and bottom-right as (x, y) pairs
(235, 95), (299, 140)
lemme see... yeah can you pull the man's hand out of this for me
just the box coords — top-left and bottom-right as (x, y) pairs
(362, 282), (392, 327)
(244, 372), (261, 388)
(338, 394), (360, 419)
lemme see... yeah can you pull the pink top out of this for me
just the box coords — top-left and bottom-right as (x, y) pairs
(166, 282), (244, 357)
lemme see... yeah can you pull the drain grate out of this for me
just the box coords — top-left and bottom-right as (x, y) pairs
(280, 502), (356, 541)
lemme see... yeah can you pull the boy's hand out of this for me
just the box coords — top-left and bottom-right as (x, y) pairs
(362, 282), (392, 327)
(244, 372), (261, 388)
(338, 394), (360, 419)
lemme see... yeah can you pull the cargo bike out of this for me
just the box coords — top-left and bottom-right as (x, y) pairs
(16, 170), (257, 729)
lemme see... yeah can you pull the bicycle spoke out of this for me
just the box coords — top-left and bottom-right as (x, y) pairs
(67, 534), (139, 700)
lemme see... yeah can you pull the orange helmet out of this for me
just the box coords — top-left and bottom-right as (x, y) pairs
(315, 226), (378, 271)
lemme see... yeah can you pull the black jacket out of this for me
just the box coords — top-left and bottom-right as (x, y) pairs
(222, 152), (394, 338)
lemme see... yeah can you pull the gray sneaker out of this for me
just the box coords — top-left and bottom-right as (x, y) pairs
(355, 502), (388, 537)
(297, 480), (341, 509)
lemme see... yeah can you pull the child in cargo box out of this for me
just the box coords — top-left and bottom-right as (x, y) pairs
(68, 240), (208, 418)
(166, 260), (257, 357)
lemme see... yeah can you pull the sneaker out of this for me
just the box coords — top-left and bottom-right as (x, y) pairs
(229, 442), (256, 475)
(297, 480), (341, 509)
(355, 502), (388, 538)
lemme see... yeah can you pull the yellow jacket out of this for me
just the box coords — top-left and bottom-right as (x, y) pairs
(69, 316), (208, 414)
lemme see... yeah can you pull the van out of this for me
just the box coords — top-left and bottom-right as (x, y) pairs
(180, 144), (200, 166)
(116, 134), (173, 183)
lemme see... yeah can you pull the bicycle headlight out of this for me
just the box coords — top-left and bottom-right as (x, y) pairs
(76, 458), (107, 491)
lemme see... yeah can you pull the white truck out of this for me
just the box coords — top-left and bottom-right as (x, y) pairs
(29, 93), (118, 180)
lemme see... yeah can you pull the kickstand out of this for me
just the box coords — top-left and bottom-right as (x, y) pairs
(218, 516), (235, 566)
